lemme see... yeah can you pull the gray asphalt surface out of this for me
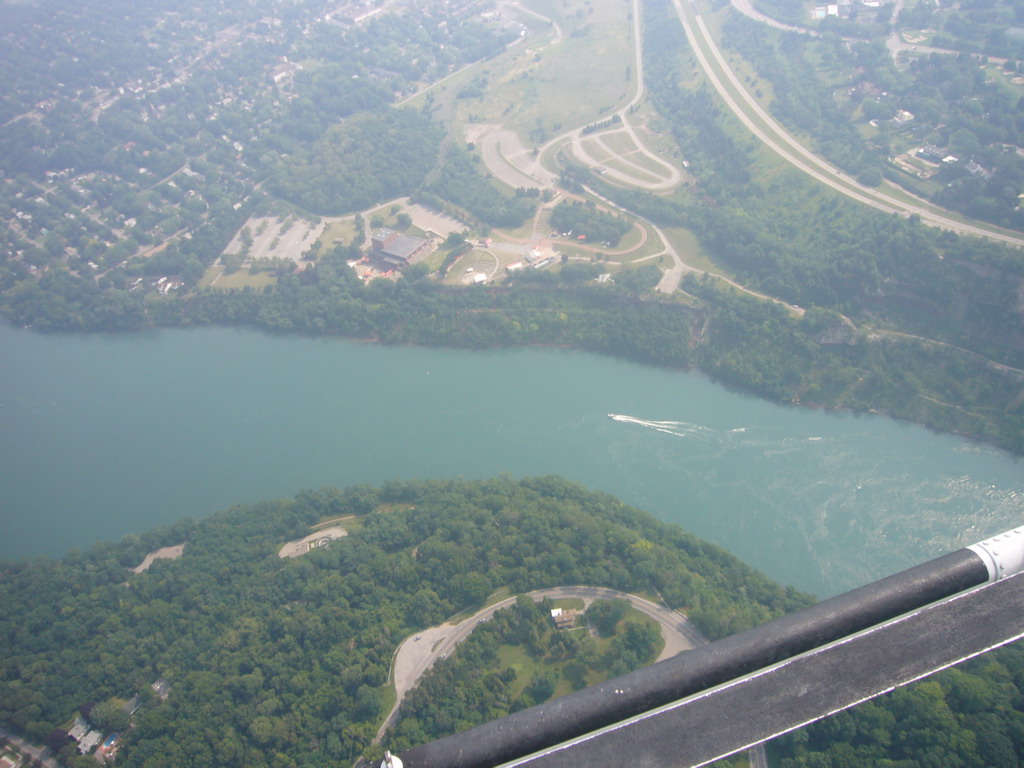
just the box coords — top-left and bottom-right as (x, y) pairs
(673, 0), (1024, 248)
(376, 586), (704, 740)
(496, 572), (1024, 768)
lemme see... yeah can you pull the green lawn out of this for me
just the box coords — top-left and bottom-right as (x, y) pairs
(421, 248), (450, 274)
(197, 264), (278, 290)
(497, 644), (561, 699)
(494, 211), (540, 241)
(599, 130), (641, 157)
(622, 149), (678, 180)
(318, 216), (359, 250)
(580, 136), (614, 164)
(613, 221), (648, 253)
(601, 155), (665, 185)
(988, 66), (1024, 99)
(661, 226), (719, 274)
(486, 0), (636, 140)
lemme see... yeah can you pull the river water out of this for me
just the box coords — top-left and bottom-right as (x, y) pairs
(2, 324), (1022, 597)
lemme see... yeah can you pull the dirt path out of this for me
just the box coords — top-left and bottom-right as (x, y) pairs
(278, 526), (348, 558)
(869, 328), (1024, 377)
(131, 544), (185, 574)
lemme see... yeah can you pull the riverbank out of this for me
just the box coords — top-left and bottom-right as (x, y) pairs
(10, 264), (1024, 460)
(4, 323), (1022, 598)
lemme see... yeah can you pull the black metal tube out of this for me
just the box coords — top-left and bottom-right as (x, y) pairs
(399, 548), (989, 768)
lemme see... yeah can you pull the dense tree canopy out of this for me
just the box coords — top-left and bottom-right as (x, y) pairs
(390, 596), (663, 750)
(417, 145), (537, 229)
(549, 200), (633, 247)
(268, 110), (442, 215)
(0, 476), (812, 767)
(774, 644), (1024, 767)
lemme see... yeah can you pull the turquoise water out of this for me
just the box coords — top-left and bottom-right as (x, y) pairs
(2, 324), (1022, 597)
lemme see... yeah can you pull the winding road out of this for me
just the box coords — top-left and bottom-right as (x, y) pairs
(476, 0), (1024, 308)
(476, 0), (694, 292)
(479, 0), (1024, 309)
(376, 586), (705, 740)
(565, 0), (682, 192)
(672, 0), (1024, 248)
(375, 585), (770, 768)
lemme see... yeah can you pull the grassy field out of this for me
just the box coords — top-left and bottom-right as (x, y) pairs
(317, 216), (360, 250)
(624, 148), (677, 179)
(197, 264), (277, 290)
(620, 232), (668, 264)
(662, 226), (718, 273)
(421, 248), (450, 274)
(494, 208), (543, 241)
(472, 0), (635, 142)
(611, 221), (647, 253)
(602, 155), (664, 185)
(494, 605), (664, 701)
(600, 130), (641, 156)
(496, 643), (570, 699)
(987, 64), (1024, 99)
(581, 127), (680, 186)
(580, 136), (614, 164)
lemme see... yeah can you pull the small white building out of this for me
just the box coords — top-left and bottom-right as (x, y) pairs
(78, 730), (102, 754)
(68, 716), (89, 741)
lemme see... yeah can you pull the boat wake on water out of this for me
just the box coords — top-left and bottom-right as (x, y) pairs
(606, 415), (828, 446)
(607, 413), (723, 438)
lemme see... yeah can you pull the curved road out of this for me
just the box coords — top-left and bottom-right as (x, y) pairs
(673, 0), (1024, 248)
(727, 0), (1008, 66)
(479, 0), (1022, 304)
(0, 725), (60, 768)
(478, 0), (693, 292)
(571, 129), (681, 191)
(567, 0), (681, 192)
(730, 0), (816, 35)
(376, 585), (704, 740)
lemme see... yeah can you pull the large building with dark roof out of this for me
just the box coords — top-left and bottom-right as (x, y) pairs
(370, 228), (431, 271)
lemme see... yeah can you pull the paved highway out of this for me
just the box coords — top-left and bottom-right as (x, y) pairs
(671, 0), (1024, 248)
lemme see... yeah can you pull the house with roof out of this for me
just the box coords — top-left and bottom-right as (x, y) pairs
(68, 716), (89, 742)
(78, 730), (102, 754)
(370, 228), (431, 271)
(551, 607), (578, 629)
(151, 677), (171, 699)
(917, 144), (945, 163)
(965, 161), (992, 179)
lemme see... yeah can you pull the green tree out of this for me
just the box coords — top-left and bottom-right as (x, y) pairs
(586, 599), (630, 637)
(89, 699), (130, 732)
(525, 672), (557, 704)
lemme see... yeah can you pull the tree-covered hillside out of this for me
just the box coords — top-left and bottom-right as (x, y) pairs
(773, 643), (1024, 767)
(0, 476), (810, 768)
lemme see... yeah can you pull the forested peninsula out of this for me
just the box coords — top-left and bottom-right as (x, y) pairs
(4, 476), (1024, 768)
(0, 476), (812, 767)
